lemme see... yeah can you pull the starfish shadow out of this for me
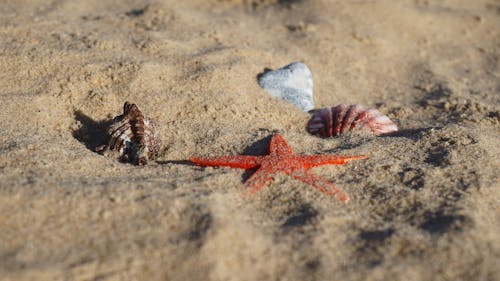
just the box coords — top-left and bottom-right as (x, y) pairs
(242, 134), (273, 156)
(241, 168), (258, 183)
(72, 110), (113, 151)
(239, 135), (274, 182)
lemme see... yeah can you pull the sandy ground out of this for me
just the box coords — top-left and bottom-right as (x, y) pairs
(0, 0), (499, 280)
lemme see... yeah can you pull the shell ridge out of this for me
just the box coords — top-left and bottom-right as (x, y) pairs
(327, 107), (333, 137)
(341, 105), (358, 134)
(97, 102), (161, 165)
(334, 104), (348, 136)
(307, 104), (398, 138)
(349, 105), (369, 131)
(109, 123), (132, 150)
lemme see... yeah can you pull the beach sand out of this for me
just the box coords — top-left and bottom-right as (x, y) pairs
(0, 0), (499, 280)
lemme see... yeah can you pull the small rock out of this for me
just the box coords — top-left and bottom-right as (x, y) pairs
(258, 62), (314, 112)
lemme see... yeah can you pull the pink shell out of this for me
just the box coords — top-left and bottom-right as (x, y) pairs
(307, 104), (398, 138)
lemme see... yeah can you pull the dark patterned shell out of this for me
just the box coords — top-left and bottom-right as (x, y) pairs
(307, 104), (398, 138)
(96, 102), (161, 165)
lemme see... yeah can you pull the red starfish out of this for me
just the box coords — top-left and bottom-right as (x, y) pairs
(190, 134), (368, 203)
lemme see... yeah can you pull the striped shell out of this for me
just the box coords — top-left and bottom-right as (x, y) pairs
(96, 102), (161, 165)
(307, 104), (398, 138)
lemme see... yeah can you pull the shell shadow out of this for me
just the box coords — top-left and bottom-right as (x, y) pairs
(379, 127), (437, 141)
(157, 160), (196, 166)
(72, 110), (112, 151)
(256, 67), (273, 81)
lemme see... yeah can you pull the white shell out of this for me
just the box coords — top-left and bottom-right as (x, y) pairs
(258, 62), (314, 112)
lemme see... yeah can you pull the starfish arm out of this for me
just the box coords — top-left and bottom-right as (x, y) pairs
(190, 155), (262, 169)
(269, 134), (293, 155)
(288, 169), (350, 203)
(299, 155), (368, 169)
(244, 167), (275, 195)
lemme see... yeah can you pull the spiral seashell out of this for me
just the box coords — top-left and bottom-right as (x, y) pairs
(96, 102), (161, 165)
(307, 104), (398, 138)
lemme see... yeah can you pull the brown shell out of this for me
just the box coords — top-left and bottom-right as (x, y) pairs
(307, 104), (398, 138)
(96, 102), (161, 165)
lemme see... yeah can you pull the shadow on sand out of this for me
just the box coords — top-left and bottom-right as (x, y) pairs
(72, 110), (113, 152)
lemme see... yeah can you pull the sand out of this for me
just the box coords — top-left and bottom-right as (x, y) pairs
(0, 0), (499, 280)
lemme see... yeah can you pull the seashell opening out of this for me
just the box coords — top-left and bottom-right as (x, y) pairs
(307, 104), (398, 138)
